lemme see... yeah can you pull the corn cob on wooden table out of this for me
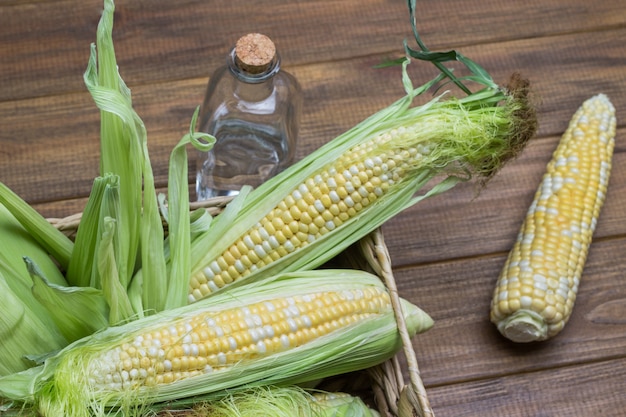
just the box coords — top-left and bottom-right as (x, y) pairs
(1, 0), (625, 415)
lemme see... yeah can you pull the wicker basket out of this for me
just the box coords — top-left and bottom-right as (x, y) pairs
(47, 197), (433, 417)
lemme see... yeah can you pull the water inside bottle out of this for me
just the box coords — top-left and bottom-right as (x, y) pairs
(196, 120), (288, 200)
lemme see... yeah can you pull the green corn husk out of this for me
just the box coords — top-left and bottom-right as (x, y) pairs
(65, 174), (117, 288)
(82, 0), (166, 316)
(81, 0), (217, 316)
(0, 0), (216, 372)
(0, 183), (73, 271)
(27, 257), (109, 343)
(0, 270), (432, 416)
(0, 274), (65, 378)
(0, 204), (68, 376)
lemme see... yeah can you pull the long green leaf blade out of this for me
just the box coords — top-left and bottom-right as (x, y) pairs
(27, 258), (109, 343)
(0, 269), (67, 376)
(97, 218), (135, 325)
(163, 108), (215, 309)
(66, 175), (114, 287)
(0, 183), (73, 270)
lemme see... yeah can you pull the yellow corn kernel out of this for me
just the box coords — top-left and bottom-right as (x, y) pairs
(490, 94), (616, 342)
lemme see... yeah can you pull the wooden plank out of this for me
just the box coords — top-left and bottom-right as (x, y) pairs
(1, 0), (625, 101)
(0, 92), (102, 205)
(396, 237), (626, 387)
(0, 0), (406, 101)
(424, 357), (626, 417)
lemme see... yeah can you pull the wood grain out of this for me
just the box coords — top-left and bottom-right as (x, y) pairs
(425, 358), (626, 417)
(1, 0), (625, 415)
(3, 26), (626, 207)
(2, 0), (624, 100)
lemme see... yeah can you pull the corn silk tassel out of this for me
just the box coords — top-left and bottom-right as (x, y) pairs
(0, 270), (432, 416)
(156, 386), (379, 417)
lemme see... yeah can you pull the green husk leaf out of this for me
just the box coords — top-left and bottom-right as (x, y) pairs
(0, 183), (73, 271)
(0, 270), (67, 376)
(126, 271), (147, 319)
(0, 366), (43, 402)
(189, 206), (215, 237)
(27, 258), (109, 343)
(91, 176), (122, 290)
(163, 107), (215, 310)
(97, 218), (135, 325)
(128, 205), (215, 317)
(0, 204), (67, 288)
(404, 0), (497, 92)
(66, 174), (116, 288)
(83, 21), (138, 293)
(0, 205), (68, 376)
(137, 148), (168, 315)
(83, 0), (168, 314)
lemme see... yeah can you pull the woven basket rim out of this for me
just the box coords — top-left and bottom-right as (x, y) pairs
(46, 196), (433, 417)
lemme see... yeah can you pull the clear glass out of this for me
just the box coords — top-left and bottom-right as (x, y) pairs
(196, 48), (302, 200)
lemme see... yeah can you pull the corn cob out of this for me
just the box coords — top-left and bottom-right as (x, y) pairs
(187, 74), (536, 303)
(188, 136), (408, 302)
(490, 94), (616, 342)
(91, 283), (391, 391)
(0, 270), (432, 416)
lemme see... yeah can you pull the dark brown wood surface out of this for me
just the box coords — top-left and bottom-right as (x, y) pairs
(1, 0), (625, 415)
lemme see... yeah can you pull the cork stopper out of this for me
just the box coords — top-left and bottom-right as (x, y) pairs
(234, 33), (276, 74)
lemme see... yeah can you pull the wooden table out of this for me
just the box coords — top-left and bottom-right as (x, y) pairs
(1, 0), (625, 415)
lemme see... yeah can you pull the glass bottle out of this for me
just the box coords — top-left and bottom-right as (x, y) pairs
(196, 33), (302, 200)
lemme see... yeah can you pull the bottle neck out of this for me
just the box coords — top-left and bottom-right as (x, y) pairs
(227, 48), (281, 84)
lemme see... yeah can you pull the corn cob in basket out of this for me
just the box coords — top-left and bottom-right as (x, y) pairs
(0, 269), (430, 417)
(46, 217), (433, 417)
